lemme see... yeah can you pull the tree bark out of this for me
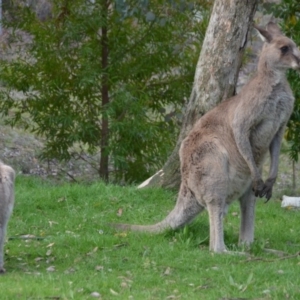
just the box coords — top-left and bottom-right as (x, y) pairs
(139, 0), (258, 190)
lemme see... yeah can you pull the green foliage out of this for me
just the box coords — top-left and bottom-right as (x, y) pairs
(4, 175), (300, 299)
(265, 0), (300, 162)
(0, 0), (210, 183)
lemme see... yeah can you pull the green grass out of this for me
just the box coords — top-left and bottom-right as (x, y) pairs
(2, 175), (300, 299)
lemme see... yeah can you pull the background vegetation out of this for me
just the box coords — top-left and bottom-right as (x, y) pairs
(0, 0), (210, 183)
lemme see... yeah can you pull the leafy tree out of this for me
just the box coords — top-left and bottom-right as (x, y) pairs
(0, 0), (210, 182)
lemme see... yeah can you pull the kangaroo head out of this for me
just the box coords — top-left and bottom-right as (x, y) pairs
(254, 22), (300, 71)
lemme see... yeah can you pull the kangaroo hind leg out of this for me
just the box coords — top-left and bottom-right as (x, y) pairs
(206, 197), (227, 253)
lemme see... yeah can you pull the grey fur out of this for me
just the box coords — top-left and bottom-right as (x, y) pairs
(112, 22), (300, 252)
(0, 162), (15, 273)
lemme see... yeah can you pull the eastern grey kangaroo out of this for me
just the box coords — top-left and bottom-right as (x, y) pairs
(0, 162), (15, 272)
(112, 22), (300, 252)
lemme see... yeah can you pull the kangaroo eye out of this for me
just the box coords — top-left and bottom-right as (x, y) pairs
(280, 46), (289, 54)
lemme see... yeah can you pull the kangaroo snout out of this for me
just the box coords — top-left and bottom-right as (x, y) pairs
(293, 49), (300, 70)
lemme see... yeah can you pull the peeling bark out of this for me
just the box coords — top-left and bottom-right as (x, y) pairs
(139, 0), (258, 190)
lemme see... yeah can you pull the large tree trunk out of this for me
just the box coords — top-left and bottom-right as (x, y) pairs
(139, 0), (258, 190)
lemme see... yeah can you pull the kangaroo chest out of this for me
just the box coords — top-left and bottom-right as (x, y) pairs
(250, 84), (294, 159)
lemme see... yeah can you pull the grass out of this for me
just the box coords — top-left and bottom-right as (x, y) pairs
(2, 175), (300, 300)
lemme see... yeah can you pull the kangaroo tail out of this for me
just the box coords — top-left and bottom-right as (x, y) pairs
(110, 218), (171, 233)
(110, 184), (204, 233)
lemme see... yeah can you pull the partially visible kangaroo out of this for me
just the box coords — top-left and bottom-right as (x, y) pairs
(0, 161), (15, 273)
(112, 22), (300, 252)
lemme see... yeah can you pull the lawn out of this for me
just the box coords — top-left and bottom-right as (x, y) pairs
(1, 175), (300, 299)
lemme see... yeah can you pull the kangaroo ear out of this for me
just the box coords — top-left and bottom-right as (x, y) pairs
(253, 23), (273, 43)
(266, 21), (283, 36)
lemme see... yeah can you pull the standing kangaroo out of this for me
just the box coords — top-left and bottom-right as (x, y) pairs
(112, 22), (300, 252)
(0, 161), (15, 273)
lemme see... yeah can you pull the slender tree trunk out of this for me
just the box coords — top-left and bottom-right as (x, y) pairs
(99, 0), (109, 181)
(0, 0), (2, 36)
(292, 160), (296, 193)
(139, 0), (258, 190)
